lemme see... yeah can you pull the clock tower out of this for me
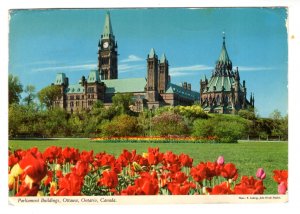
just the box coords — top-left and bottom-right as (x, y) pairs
(98, 12), (118, 80)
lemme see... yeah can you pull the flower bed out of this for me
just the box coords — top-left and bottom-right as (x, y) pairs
(8, 146), (288, 196)
(90, 136), (220, 144)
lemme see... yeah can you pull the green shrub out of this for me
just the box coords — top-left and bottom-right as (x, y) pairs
(151, 112), (189, 136)
(193, 114), (250, 143)
(100, 114), (141, 137)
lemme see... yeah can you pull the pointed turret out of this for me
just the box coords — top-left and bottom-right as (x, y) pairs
(158, 53), (169, 93)
(149, 48), (156, 58)
(218, 33), (231, 64)
(160, 53), (167, 63)
(214, 33), (233, 76)
(102, 11), (114, 39)
(250, 93), (253, 104)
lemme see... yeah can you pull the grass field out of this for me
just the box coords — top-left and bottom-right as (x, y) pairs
(9, 139), (288, 194)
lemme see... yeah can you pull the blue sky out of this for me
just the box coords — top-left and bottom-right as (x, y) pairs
(9, 8), (288, 117)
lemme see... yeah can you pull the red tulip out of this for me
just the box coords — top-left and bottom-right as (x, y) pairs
(273, 170), (288, 185)
(56, 173), (83, 196)
(9, 154), (19, 168)
(209, 182), (233, 195)
(170, 171), (188, 183)
(62, 147), (80, 164)
(134, 172), (159, 195)
(168, 182), (191, 195)
(15, 182), (40, 196)
(121, 185), (137, 195)
(190, 162), (209, 182)
(163, 151), (179, 165)
(206, 161), (218, 180)
(233, 176), (265, 194)
(43, 146), (62, 164)
(179, 153), (193, 167)
(147, 147), (163, 165)
(80, 150), (94, 163)
(117, 149), (136, 167)
(19, 152), (47, 184)
(221, 163), (238, 181)
(99, 170), (119, 189)
(72, 160), (89, 177)
(100, 154), (116, 167)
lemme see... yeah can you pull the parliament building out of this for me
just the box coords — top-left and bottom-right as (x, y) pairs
(52, 12), (254, 114)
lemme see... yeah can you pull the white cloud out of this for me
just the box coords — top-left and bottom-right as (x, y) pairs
(119, 63), (146, 73)
(238, 66), (274, 71)
(120, 55), (144, 63)
(170, 64), (213, 77)
(31, 63), (97, 72)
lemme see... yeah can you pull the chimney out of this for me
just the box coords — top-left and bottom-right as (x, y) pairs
(65, 77), (69, 86)
(187, 83), (191, 91)
(183, 82), (187, 90)
(81, 76), (85, 86)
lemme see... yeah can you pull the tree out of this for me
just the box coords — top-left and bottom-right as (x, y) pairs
(42, 108), (69, 137)
(9, 103), (24, 137)
(38, 85), (62, 109)
(112, 93), (134, 115)
(9, 74), (23, 105)
(270, 109), (282, 120)
(23, 85), (36, 106)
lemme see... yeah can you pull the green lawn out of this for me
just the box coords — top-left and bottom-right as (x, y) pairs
(9, 139), (288, 194)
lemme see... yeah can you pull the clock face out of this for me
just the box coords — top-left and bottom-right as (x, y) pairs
(103, 42), (109, 48)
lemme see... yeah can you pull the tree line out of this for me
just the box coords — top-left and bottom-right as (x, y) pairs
(8, 74), (288, 141)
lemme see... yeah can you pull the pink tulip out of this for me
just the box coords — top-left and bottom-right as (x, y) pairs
(217, 156), (224, 165)
(278, 182), (287, 194)
(256, 168), (266, 180)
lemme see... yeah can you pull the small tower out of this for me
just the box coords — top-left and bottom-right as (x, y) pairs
(200, 74), (208, 93)
(98, 11), (118, 80)
(53, 73), (68, 109)
(158, 53), (169, 93)
(234, 67), (240, 107)
(147, 48), (158, 92)
(146, 48), (160, 108)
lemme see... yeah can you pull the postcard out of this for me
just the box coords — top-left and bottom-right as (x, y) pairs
(8, 6), (289, 205)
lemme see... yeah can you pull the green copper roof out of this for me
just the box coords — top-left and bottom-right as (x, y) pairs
(87, 70), (100, 83)
(218, 37), (231, 63)
(102, 12), (114, 39)
(102, 78), (146, 93)
(204, 75), (244, 93)
(65, 84), (85, 94)
(160, 53), (167, 63)
(166, 83), (200, 100)
(149, 48), (156, 58)
(54, 73), (66, 85)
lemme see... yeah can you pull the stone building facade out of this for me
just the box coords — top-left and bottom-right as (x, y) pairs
(53, 12), (199, 112)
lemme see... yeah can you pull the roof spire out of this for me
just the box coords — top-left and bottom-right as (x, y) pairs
(148, 48), (156, 58)
(160, 53), (167, 63)
(102, 11), (114, 39)
(218, 32), (230, 63)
